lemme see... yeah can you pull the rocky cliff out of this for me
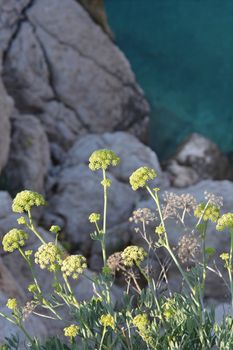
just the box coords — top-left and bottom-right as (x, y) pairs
(0, 0), (233, 343)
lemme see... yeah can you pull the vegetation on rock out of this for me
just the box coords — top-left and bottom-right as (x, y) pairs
(1, 149), (233, 349)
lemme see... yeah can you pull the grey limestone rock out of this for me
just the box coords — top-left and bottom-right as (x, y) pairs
(2, 0), (150, 162)
(165, 133), (233, 187)
(2, 113), (50, 194)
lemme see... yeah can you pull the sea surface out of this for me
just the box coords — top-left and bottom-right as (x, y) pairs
(105, 0), (233, 159)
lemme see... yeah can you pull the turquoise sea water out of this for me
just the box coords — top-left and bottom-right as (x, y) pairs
(105, 0), (233, 159)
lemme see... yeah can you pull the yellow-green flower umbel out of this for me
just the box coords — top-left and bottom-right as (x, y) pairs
(216, 213), (233, 231)
(133, 313), (149, 331)
(194, 203), (220, 223)
(122, 245), (147, 267)
(89, 213), (101, 223)
(220, 252), (230, 261)
(100, 314), (115, 329)
(35, 242), (63, 272)
(6, 298), (18, 310)
(129, 167), (157, 191)
(64, 324), (79, 338)
(2, 229), (28, 252)
(133, 314), (153, 346)
(12, 190), (46, 213)
(89, 149), (120, 171)
(61, 255), (87, 279)
(49, 225), (61, 234)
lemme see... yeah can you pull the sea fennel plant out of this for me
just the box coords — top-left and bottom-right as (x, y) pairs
(1, 149), (233, 349)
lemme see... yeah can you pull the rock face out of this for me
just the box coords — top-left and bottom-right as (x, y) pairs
(63, 131), (165, 185)
(0, 0), (31, 51)
(2, 113), (50, 195)
(42, 132), (168, 254)
(165, 133), (233, 187)
(2, 0), (149, 163)
(0, 59), (13, 175)
(0, 191), (18, 239)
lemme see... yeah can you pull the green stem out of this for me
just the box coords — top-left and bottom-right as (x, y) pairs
(0, 312), (15, 324)
(94, 221), (106, 265)
(146, 186), (166, 231)
(71, 337), (77, 350)
(63, 274), (79, 308)
(181, 207), (187, 224)
(42, 299), (63, 320)
(166, 245), (193, 293)
(99, 326), (106, 350)
(201, 221), (208, 300)
(18, 247), (41, 294)
(195, 200), (210, 229)
(102, 169), (108, 266)
(146, 186), (193, 293)
(18, 322), (34, 344)
(229, 230), (233, 309)
(28, 210), (45, 244)
(101, 240), (107, 269)
(18, 249), (63, 320)
(102, 169), (107, 235)
(125, 320), (133, 350)
(136, 262), (150, 284)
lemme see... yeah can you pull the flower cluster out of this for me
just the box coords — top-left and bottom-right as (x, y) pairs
(28, 283), (37, 293)
(22, 301), (37, 321)
(220, 252), (230, 269)
(132, 314), (153, 346)
(101, 178), (112, 187)
(12, 190), (46, 213)
(204, 191), (223, 208)
(64, 324), (79, 338)
(61, 255), (87, 279)
(89, 212), (101, 223)
(216, 213), (233, 231)
(178, 234), (200, 264)
(34, 242), (63, 272)
(129, 208), (156, 225)
(162, 192), (197, 221)
(25, 250), (33, 257)
(89, 149), (120, 171)
(2, 229), (28, 252)
(17, 216), (27, 225)
(133, 313), (149, 330)
(163, 298), (176, 321)
(194, 203), (220, 222)
(107, 252), (124, 273)
(122, 246), (147, 267)
(100, 314), (115, 329)
(220, 252), (229, 261)
(49, 225), (61, 234)
(129, 167), (157, 191)
(6, 298), (17, 310)
(155, 225), (165, 235)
